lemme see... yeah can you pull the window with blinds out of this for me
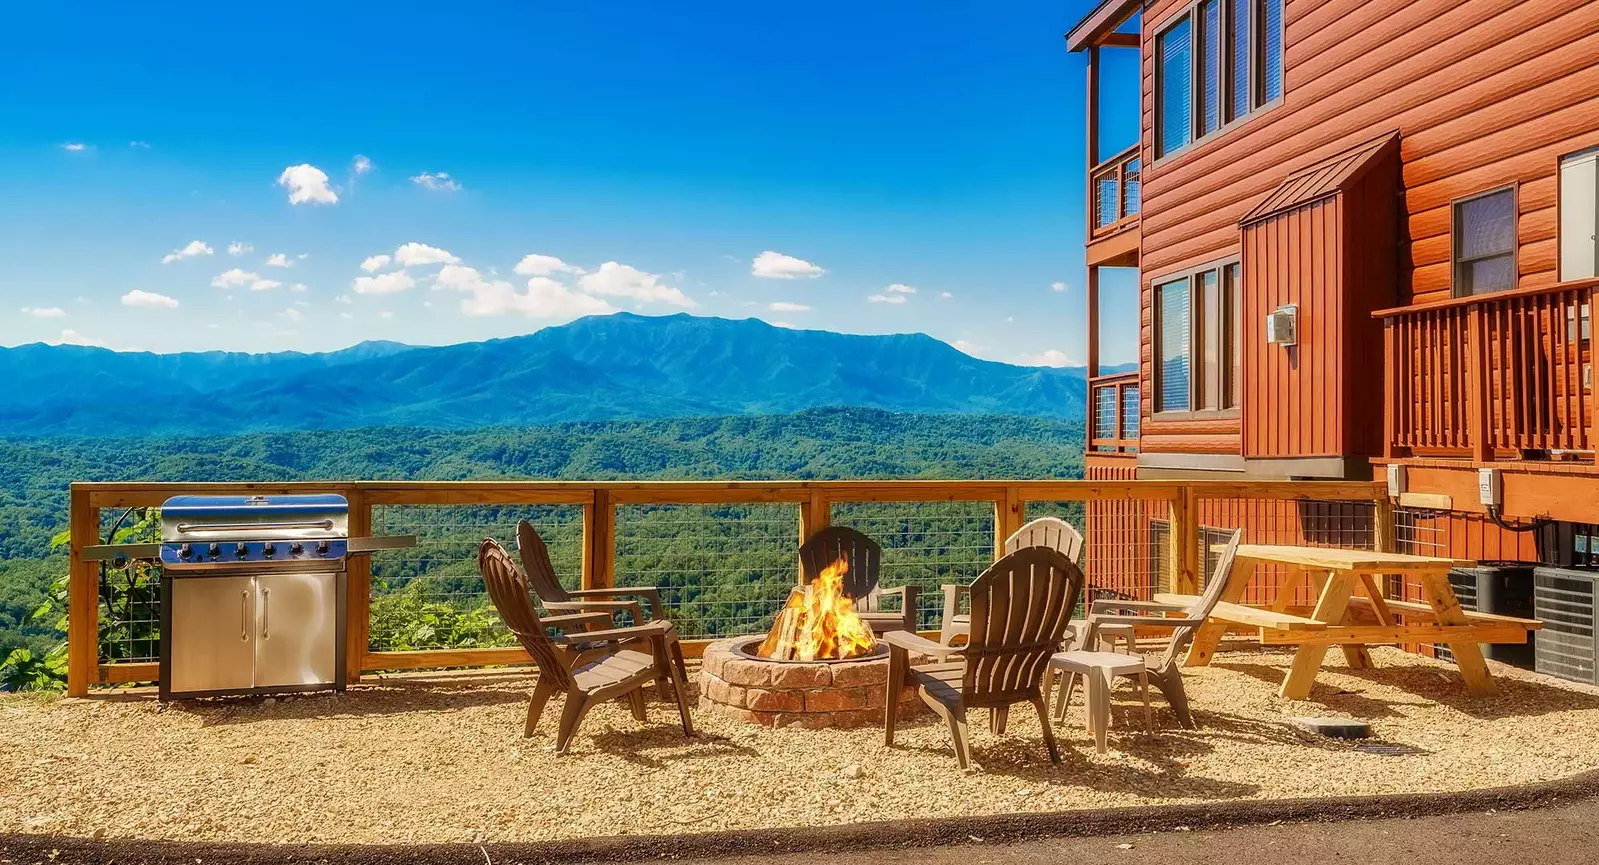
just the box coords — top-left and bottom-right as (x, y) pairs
(1155, 0), (1283, 160)
(1158, 279), (1192, 411)
(1561, 148), (1598, 282)
(1452, 186), (1518, 296)
(1157, 18), (1193, 159)
(1155, 258), (1241, 415)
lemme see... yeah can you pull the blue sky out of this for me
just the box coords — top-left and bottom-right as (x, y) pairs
(0, 1), (1140, 367)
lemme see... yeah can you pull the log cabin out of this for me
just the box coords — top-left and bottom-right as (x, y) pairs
(1066, 0), (1599, 669)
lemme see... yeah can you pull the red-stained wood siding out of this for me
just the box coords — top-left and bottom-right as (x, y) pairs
(1135, 0), (1599, 460)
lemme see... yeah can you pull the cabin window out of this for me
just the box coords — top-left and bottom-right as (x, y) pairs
(1155, 0), (1285, 160)
(1154, 259), (1241, 415)
(1150, 519), (1172, 593)
(1156, 17), (1193, 159)
(1452, 186), (1518, 296)
(1561, 147), (1598, 281)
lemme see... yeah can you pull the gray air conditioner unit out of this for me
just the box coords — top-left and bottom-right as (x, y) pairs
(1533, 567), (1599, 685)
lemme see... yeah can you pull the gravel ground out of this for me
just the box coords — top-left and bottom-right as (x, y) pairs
(4, 646), (1599, 845)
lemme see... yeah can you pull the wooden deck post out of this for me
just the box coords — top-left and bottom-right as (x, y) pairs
(66, 485), (99, 697)
(1465, 304), (1490, 462)
(1169, 487), (1197, 594)
(582, 489), (615, 591)
(798, 489), (830, 582)
(994, 487), (1024, 561)
(344, 485), (371, 685)
(1382, 319), (1397, 459)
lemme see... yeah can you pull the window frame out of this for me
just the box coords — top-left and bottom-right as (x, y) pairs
(1151, 255), (1243, 420)
(1450, 183), (1520, 298)
(1558, 145), (1599, 284)
(1151, 0), (1285, 166)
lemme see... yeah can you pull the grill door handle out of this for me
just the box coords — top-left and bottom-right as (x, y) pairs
(240, 591), (249, 641)
(176, 519), (335, 534)
(262, 588), (270, 640)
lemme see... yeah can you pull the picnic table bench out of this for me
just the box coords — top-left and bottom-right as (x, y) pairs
(1153, 545), (1542, 699)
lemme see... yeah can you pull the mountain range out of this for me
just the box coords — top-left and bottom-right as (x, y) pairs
(0, 313), (1114, 437)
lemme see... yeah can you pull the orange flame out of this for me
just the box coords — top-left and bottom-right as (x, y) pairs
(756, 557), (877, 661)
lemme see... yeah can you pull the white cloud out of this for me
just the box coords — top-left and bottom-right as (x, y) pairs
(751, 250), (825, 279)
(1018, 349), (1073, 367)
(352, 155), (372, 175)
(884, 283), (917, 294)
(265, 253), (293, 268)
(288, 283), (308, 293)
(281, 307), (304, 322)
(161, 240), (213, 264)
(351, 271), (416, 295)
(513, 253), (582, 277)
(867, 294), (907, 305)
(60, 142), (88, 152)
(437, 264), (616, 319)
(360, 254), (392, 273)
(121, 290), (179, 309)
(336, 295), (353, 305)
(54, 329), (107, 347)
(227, 241), (253, 257)
(767, 320), (795, 329)
(378, 310), (394, 320)
(22, 306), (67, 318)
(1050, 281), (1068, 293)
(769, 301), (811, 312)
(277, 164), (338, 205)
(939, 291), (953, 299)
(577, 262), (694, 307)
(339, 312), (354, 320)
(952, 340), (984, 356)
(393, 242), (460, 267)
(211, 268), (280, 291)
(410, 172), (462, 191)
(129, 140), (150, 149)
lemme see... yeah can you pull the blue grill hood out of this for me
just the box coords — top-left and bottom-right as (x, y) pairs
(161, 494), (349, 520)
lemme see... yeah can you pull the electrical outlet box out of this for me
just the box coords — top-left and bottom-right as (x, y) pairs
(1387, 464), (1407, 498)
(1267, 305), (1298, 347)
(1478, 467), (1503, 508)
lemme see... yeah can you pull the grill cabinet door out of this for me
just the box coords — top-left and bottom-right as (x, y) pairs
(169, 575), (256, 694)
(253, 571), (339, 688)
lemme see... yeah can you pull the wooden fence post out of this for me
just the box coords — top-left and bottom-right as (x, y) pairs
(67, 485), (98, 697)
(345, 485), (371, 684)
(1169, 486), (1197, 594)
(582, 489), (615, 591)
(798, 488), (830, 582)
(1465, 304), (1490, 462)
(994, 486), (1024, 561)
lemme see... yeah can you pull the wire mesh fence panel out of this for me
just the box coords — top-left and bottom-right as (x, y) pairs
(1389, 506), (1452, 601)
(1192, 498), (1377, 605)
(368, 504), (583, 651)
(829, 501), (995, 631)
(1030, 497), (1168, 603)
(95, 507), (162, 664)
(612, 503), (799, 640)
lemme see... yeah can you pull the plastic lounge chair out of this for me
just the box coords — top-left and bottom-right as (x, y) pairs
(480, 538), (694, 755)
(883, 547), (1084, 768)
(516, 519), (665, 628)
(939, 517), (1086, 647)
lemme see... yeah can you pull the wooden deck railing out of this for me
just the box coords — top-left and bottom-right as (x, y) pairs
(1380, 282), (1596, 461)
(1089, 372), (1140, 453)
(1090, 144), (1140, 239)
(65, 478), (1389, 696)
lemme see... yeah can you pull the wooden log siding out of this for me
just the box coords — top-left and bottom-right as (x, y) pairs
(64, 478), (1386, 695)
(1133, 0), (1599, 460)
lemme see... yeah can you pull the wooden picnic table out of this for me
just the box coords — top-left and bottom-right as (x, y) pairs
(1154, 545), (1541, 699)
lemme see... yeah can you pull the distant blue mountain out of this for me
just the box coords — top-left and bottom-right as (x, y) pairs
(0, 313), (1112, 436)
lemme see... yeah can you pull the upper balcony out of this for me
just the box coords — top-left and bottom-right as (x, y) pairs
(1067, 0), (1143, 268)
(1088, 144), (1140, 266)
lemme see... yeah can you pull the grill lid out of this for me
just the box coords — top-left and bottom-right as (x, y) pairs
(160, 494), (350, 543)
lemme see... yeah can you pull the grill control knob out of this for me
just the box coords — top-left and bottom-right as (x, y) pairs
(290, 542), (304, 557)
(179, 543), (193, 559)
(235, 542), (249, 558)
(262, 543), (276, 558)
(208, 543), (221, 558)
(316, 541), (330, 556)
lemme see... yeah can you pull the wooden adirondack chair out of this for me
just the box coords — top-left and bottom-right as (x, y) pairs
(799, 526), (916, 634)
(939, 517), (1084, 647)
(883, 547), (1084, 768)
(479, 539), (694, 755)
(1052, 529), (1243, 731)
(517, 519), (665, 628)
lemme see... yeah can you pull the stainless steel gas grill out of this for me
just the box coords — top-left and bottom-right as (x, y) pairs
(85, 493), (414, 700)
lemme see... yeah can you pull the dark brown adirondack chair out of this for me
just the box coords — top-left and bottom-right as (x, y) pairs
(1054, 529), (1243, 730)
(479, 539), (693, 755)
(939, 517), (1084, 646)
(799, 526), (916, 634)
(883, 547), (1084, 768)
(517, 519), (664, 627)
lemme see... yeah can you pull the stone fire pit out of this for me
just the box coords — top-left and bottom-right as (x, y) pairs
(699, 636), (926, 729)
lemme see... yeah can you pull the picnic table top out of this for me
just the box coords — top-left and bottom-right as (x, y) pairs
(1209, 544), (1475, 573)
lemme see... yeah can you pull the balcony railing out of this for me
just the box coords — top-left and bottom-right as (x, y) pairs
(1090, 372), (1140, 453)
(1380, 282), (1597, 460)
(65, 477), (1387, 695)
(1090, 145), (1140, 238)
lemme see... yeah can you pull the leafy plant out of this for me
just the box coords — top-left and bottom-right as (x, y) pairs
(0, 645), (65, 692)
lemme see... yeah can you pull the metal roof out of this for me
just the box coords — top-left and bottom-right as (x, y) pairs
(1240, 133), (1400, 226)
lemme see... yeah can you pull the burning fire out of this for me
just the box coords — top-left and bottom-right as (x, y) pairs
(757, 557), (878, 661)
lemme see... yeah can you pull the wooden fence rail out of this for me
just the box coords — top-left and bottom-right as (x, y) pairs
(66, 478), (1388, 696)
